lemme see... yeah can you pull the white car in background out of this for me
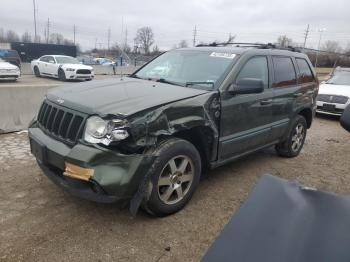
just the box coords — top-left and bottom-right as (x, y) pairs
(316, 71), (350, 116)
(0, 58), (20, 81)
(31, 55), (94, 81)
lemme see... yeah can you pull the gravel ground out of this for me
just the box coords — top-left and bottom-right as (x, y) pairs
(0, 115), (349, 262)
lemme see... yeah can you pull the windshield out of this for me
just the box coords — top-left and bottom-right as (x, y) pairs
(55, 56), (80, 64)
(327, 72), (350, 86)
(134, 50), (236, 89)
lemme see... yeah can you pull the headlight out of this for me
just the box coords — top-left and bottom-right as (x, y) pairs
(84, 116), (129, 145)
(65, 68), (75, 71)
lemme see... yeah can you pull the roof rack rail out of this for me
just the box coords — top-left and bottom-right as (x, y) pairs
(195, 42), (301, 53)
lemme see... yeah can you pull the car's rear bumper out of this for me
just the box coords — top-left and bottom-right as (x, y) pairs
(28, 126), (156, 203)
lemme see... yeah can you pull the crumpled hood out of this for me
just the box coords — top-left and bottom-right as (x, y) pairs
(0, 61), (18, 70)
(318, 84), (350, 97)
(47, 77), (209, 116)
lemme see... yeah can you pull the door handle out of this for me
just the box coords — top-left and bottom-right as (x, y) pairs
(260, 99), (272, 105)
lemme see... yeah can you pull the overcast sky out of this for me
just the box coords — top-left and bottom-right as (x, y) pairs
(1, 0), (349, 51)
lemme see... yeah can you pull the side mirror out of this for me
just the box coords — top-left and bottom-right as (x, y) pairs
(229, 78), (264, 95)
(340, 105), (350, 132)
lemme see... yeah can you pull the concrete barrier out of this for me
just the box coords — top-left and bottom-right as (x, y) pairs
(0, 84), (57, 133)
(21, 63), (138, 75)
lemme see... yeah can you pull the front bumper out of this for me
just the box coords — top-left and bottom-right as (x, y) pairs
(316, 100), (349, 116)
(0, 72), (20, 79)
(65, 71), (95, 80)
(29, 127), (155, 203)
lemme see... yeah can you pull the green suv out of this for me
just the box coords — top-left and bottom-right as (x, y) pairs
(29, 44), (318, 216)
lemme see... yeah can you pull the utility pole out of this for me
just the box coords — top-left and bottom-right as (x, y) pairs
(46, 18), (50, 44)
(33, 0), (37, 42)
(107, 27), (111, 51)
(95, 38), (97, 49)
(73, 24), (76, 45)
(303, 24), (310, 48)
(315, 28), (326, 70)
(193, 25), (197, 47)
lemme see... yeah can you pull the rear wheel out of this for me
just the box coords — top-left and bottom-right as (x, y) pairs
(142, 138), (201, 217)
(58, 69), (66, 81)
(275, 115), (307, 157)
(33, 66), (41, 77)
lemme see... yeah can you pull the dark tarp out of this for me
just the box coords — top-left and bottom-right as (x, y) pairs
(202, 175), (350, 262)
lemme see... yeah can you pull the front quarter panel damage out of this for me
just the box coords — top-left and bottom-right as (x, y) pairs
(127, 91), (221, 215)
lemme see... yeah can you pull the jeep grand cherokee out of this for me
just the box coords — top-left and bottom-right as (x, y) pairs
(29, 44), (318, 216)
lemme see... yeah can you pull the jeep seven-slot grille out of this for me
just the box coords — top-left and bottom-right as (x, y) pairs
(37, 100), (87, 145)
(317, 94), (349, 104)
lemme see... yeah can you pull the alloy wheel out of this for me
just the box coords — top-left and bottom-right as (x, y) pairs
(291, 123), (305, 152)
(157, 155), (194, 205)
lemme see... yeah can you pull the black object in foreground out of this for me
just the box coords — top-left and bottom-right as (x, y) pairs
(340, 105), (350, 132)
(202, 175), (350, 262)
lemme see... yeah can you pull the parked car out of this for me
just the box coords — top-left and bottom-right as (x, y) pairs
(93, 57), (114, 66)
(31, 55), (94, 81)
(331, 66), (350, 77)
(316, 70), (350, 116)
(0, 58), (20, 81)
(0, 49), (21, 68)
(29, 44), (318, 216)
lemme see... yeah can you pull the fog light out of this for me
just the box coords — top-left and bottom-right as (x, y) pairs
(111, 129), (129, 140)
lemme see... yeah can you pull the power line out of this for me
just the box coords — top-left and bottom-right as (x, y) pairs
(303, 24), (310, 48)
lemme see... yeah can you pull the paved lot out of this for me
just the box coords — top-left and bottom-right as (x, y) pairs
(0, 115), (349, 262)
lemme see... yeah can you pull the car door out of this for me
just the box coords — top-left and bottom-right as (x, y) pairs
(269, 56), (301, 141)
(46, 56), (57, 76)
(38, 56), (48, 74)
(219, 55), (274, 160)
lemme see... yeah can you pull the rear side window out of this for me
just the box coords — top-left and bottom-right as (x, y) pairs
(236, 56), (269, 89)
(272, 57), (297, 88)
(40, 56), (48, 62)
(296, 58), (315, 83)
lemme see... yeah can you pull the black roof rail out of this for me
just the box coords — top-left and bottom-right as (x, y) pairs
(195, 42), (302, 53)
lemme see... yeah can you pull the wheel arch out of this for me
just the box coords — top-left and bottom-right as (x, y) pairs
(296, 107), (313, 128)
(158, 126), (216, 171)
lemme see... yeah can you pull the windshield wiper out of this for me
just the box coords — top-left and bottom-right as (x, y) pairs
(156, 78), (185, 87)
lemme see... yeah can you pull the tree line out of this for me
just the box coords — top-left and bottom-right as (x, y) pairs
(0, 28), (74, 46)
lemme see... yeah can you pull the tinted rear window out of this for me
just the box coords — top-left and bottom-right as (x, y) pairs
(296, 58), (314, 83)
(272, 57), (297, 88)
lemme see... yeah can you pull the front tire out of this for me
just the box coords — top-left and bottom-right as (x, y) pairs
(275, 115), (307, 157)
(33, 66), (41, 77)
(58, 69), (66, 81)
(143, 138), (201, 217)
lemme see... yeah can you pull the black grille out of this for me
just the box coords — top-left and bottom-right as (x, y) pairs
(317, 94), (349, 104)
(76, 69), (91, 74)
(37, 100), (86, 145)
